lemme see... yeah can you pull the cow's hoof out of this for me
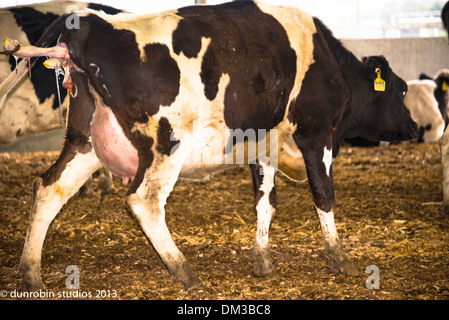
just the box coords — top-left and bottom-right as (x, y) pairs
(252, 260), (276, 277)
(20, 278), (45, 292)
(181, 275), (202, 291)
(251, 246), (275, 277)
(331, 259), (358, 275)
(100, 187), (116, 196)
(78, 186), (95, 197)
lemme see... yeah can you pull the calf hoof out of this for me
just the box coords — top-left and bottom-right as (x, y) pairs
(330, 258), (358, 275)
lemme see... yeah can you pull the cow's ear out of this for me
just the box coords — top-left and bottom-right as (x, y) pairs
(419, 73), (433, 80)
(363, 56), (391, 82)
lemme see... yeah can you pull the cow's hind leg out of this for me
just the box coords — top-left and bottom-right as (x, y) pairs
(127, 147), (200, 290)
(19, 146), (102, 291)
(250, 162), (277, 276)
(19, 71), (101, 291)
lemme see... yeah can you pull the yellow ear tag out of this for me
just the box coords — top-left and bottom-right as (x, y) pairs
(442, 80), (448, 92)
(374, 68), (385, 92)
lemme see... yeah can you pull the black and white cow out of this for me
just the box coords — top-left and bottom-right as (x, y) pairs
(424, 70), (449, 213)
(403, 77), (447, 143)
(6, 1), (417, 291)
(0, 1), (123, 144)
(419, 69), (449, 127)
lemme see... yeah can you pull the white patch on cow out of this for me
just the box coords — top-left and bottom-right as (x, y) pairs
(322, 146), (332, 177)
(255, 163), (276, 249)
(128, 33), (235, 181)
(316, 207), (340, 251)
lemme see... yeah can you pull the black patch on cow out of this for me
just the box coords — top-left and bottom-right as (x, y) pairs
(61, 15), (180, 125)
(442, 1), (449, 33)
(173, 1), (297, 130)
(157, 117), (179, 156)
(344, 137), (380, 147)
(87, 3), (123, 15)
(8, 7), (59, 44)
(417, 124), (432, 143)
(7, 7), (66, 110)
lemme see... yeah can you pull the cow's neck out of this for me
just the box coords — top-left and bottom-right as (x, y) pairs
(314, 18), (374, 153)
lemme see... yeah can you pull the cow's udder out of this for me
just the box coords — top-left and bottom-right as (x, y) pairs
(90, 91), (139, 185)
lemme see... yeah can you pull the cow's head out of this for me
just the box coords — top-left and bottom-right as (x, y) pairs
(356, 56), (417, 142)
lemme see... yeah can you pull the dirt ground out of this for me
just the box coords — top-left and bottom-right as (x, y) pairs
(0, 142), (448, 300)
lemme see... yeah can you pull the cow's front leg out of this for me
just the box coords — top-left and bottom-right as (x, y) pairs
(126, 145), (200, 290)
(19, 146), (102, 291)
(250, 162), (277, 276)
(295, 137), (358, 275)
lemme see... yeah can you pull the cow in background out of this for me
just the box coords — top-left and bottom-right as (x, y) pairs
(403, 73), (448, 143)
(0, 1), (123, 195)
(419, 69), (449, 127)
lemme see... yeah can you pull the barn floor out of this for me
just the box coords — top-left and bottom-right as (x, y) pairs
(0, 142), (448, 300)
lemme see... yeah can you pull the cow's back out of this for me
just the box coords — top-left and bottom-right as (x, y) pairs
(96, 1), (316, 130)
